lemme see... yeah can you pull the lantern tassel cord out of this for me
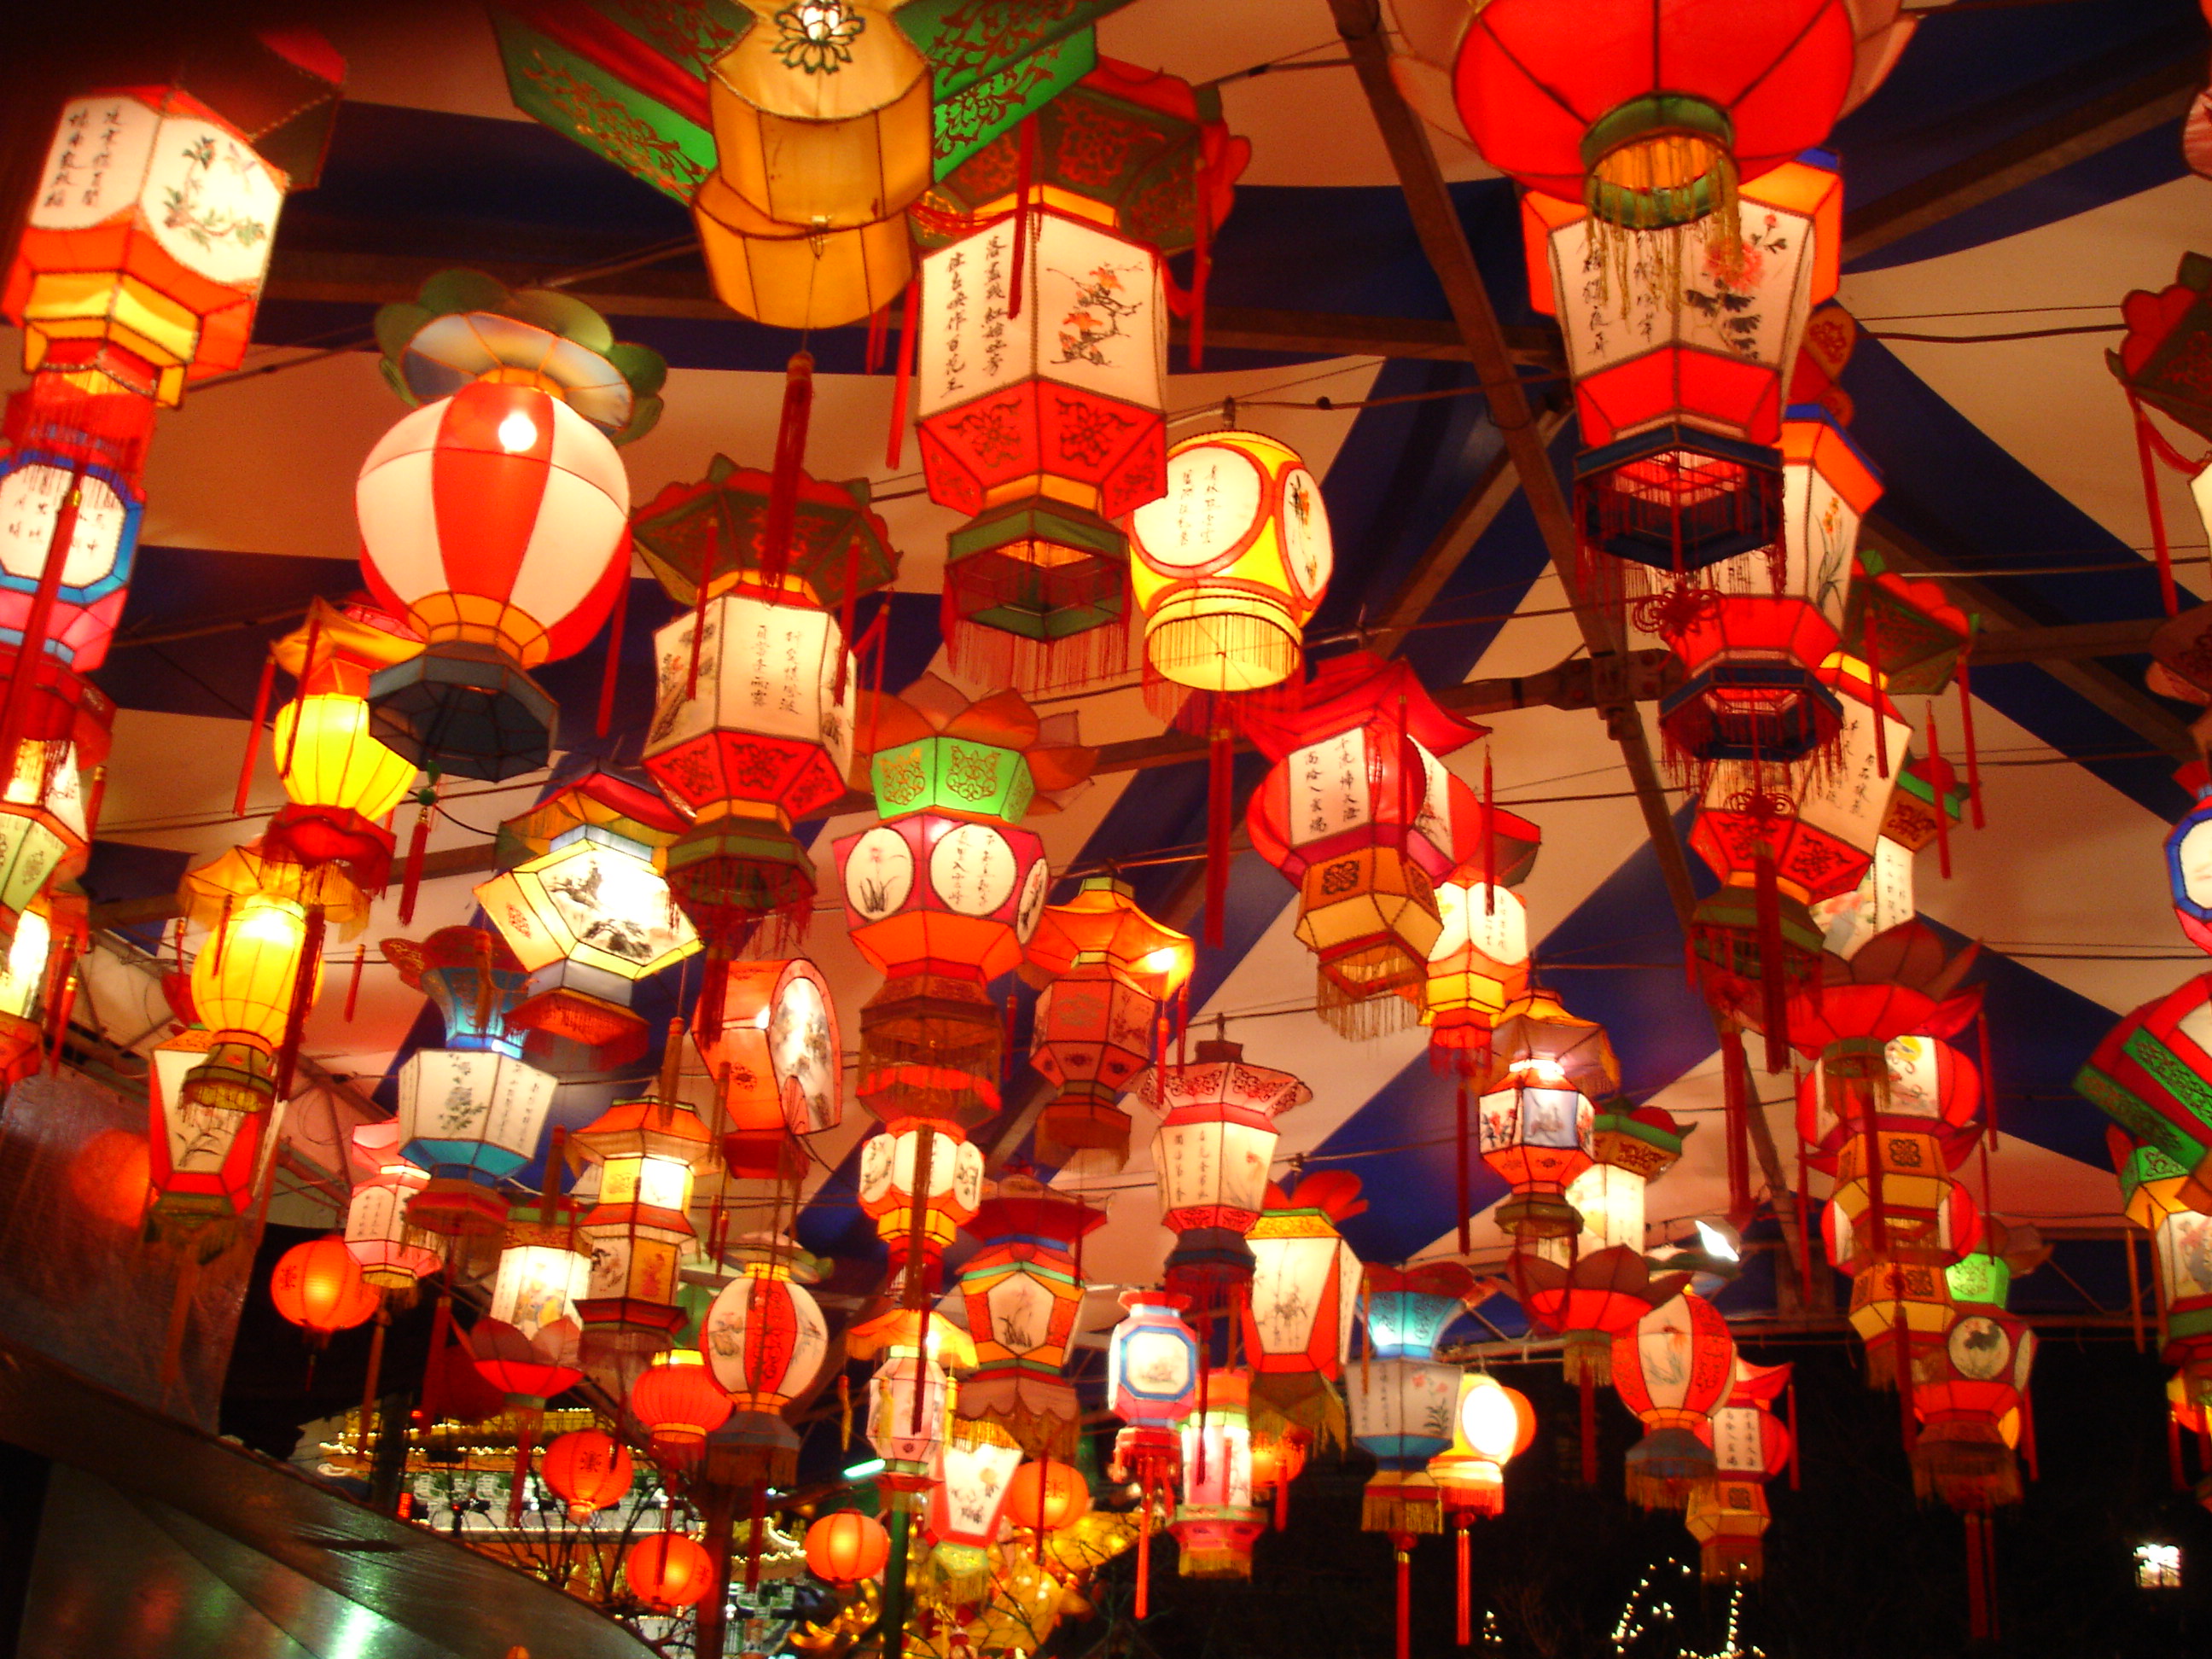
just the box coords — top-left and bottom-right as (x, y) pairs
(1720, 1026), (1753, 1228)
(343, 945), (364, 1022)
(1455, 1522), (1470, 1648)
(1926, 702), (1952, 881)
(272, 904), (324, 1103)
(595, 560), (628, 740)
(2130, 396), (2183, 618)
(762, 352), (815, 593)
(398, 789), (435, 924)
(1205, 731), (1233, 949)
(233, 653), (278, 819)
(0, 457), (86, 809)
(887, 282), (918, 471)
(1455, 1075), (1471, 1256)
(1007, 116), (1035, 322)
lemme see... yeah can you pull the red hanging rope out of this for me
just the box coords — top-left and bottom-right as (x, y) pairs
(1977, 1007), (2000, 1153)
(1187, 153), (1212, 370)
(1956, 655), (1985, 830)
(272, 904), (325, 1102)
(1455, 1523), (1471, 1648)
(595, 557), (628, 739)
(1720, 1027), (1753, 1225)
(887, 281), (918, 470)
(864, 301), (888, 375)
(1006, 116), (1036, 322)
(1455, 1075), (1471, 1255)
(1481, 746), (1496, 913)
(1752, 842), (1790, 1073)
(397, 794), (435, 925)
(278, 614), (319, 780)
(343, 944), (365, 1022)
(761, 352), (815, 594)
(1925, 701), (1952, 881)
(234, 653), (278, 818)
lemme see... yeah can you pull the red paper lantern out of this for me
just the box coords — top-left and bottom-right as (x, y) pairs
(1611, 1290), (1737, 1509)
(1006, 1457), (1093, 1534)
(270, 1236), (379, 1343)
(630, 1349), (733, 1469)
(1239, 1173), (1366, 1422)
(540, 1428), (635, 1522)
(626, 1532), (714, 1611)
(806, 1510), (891, 1586)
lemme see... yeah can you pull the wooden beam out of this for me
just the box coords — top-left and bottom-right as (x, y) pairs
(1968, 615), (2163, 665)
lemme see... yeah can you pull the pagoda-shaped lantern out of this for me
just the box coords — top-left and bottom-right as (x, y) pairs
(1172, 1369), (1266, 1580)
(1912, 1246), (2036, 1516)
(1422, 806), (1542, 1065)
(1239, 1172), (1365, 1438)
(956, 1169), (1104, 1458)
(1478, 991), (1617, 1238)
(0, 665), (108, 949)
(1108, 1289), (1200, 1617)
(850, 1307), (977, 1515)
(342, 1121), (445, 1294)
(1688, 1359), (1794, 1582)
(1135, 1036), (1311, 1297)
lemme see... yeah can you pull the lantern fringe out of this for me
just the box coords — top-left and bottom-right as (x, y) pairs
(1913, 1429), (2021, 1511)
(1361, 1478), (1442, 1538)
(1250, 1375), (1347, 1452)
(958, 1398), (1080, 1462)
(1624, 1428), (1715, 1511)
(1313, 960), (1423, 1042)
(1177, 1544), (1256, 1579)
(940, 562), (1133, 696)
(1140, 643), (1303, 736)
(1699, 1537), (1765, 1584)
(142, 1203), (241, 1264)
(1561, 1330), (1615, 1388)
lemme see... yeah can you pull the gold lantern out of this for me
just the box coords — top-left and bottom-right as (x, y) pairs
(572, 1085), (717, 1346)
(692, 174), (911, 331)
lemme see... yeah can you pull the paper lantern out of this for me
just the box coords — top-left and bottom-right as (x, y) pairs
(850, 1307), (976, 1512)
(1475, 992), (1615, 1238)
(1025, 875), (1192, 1168)
(694, 956), (843, 1181)
(1912, 1305), (2034, 1515)
(644, 590), (856, 950)
(0, 381), (154, 672)
(700, 1260), (830, 1487)
(1688, 1359), (1793, 1582)
(4, 87), (287, 403)
(269, 1236), (378, 1342)
(1126, 429), (1330, 716)
(178, 891), (318, 1119)
(1351, 1263), (1470, 1565)
(857, 1124), (986, 1289)
(931, 1423), (1026, 1579)
(626, 1533), (714, 1612)
(1453, 2), (1859, 226)
(342, 1121), (445, 1292)
(915, 206), (1167, 522)
(540, 1428), (635, 1522)
(1239, 1173), (1366, 1429)
(957, 1170), (1103, 1458)
(1136, 1039), (1310, 1295)
(1109, 1288), (1200, 1566)
(1429, 1373), (1535, 1522)
(1005, 1457), (1092, 1534)
(1172, 1370), (1264, 1579)
(693, 174), (911, 331)
(572, 1093), (716, 1342)
(357, 381), (630, 780)
(2117, 1141), (2212, 1402)
(1797, 1032), (1982, 1179)
(806, 1511), (890, 1586)
(2078, 976), (2212, 1208)
(1611, 1290), (1737, 1508)
(0, 655), (108, 946)
(0, 904), (59, 1086)
(473, 1197), (589, 1406)
(629, 1349), (732, 1470)
(630, 452), (898, 614)
(144, 1025), (286, 1242)
(1422, 813), (1542, 1061)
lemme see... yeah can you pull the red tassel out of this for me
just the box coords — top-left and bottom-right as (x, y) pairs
(1395, 1545), (1412, 1659)
(864, 301), (888, 375)
(1455, 1524), (1470, 1648)
(1135, 1495), (1153, 1619)
(1481, 746), (1496, 912)
(762, 352), (815, 594)
(1857, 561), (1889, 779)
(596, 556), (628, 739)
(1753, 843), (1789, 1073)
(1007, 116), (1035, 322)
(1720, 1027), (1753, 1225)
(272, 904), (325, 1102)
(1795, 1136), (1818, 1308)
(2133, 398), (2181, 617)
(1580, 1367), (1598, 1487)
(1957, 656), (1985, 830)
(398, 799), (434, 926)
(1456, 1076), (1471, 1255)
(1977, 1009), (2000, 1153)
(1925, 701), (1952, 881)
(0, 456), (88, 795)
(1205, 731), (1233, 949)
(887, 281), (918, 470)
(343, 945), (365, 1022)
(235, 653), (278, 818)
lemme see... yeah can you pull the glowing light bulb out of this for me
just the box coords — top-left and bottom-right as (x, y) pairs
(497, 410), (539, 453)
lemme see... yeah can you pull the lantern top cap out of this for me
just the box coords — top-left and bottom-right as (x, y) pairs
(1024, 882), (1192, 993)
(570, 1097), (716, 1167)
(1238, 650), (1487, 762)
(1118, 1287), (1190, 1315)
(383, 924), (524, 987)
(631, 452), (900, 611)
(496, 765), (688, 863)
(857, 674), (1097, 816)
(1364, 1260), (1476, 1301)
(274, 594), (422, 680)
(1262, 1168), (1368, 1224)
(969, 1167), (1106, 1244)
(180, 842), (372, 940)
(847, 1307), (976, 1369)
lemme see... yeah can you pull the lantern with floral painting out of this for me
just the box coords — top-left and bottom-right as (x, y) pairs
(0, 381), (155, 674)
(835, 677), (1085, 1132)
(4, 87), (288, 404)
(475, 769), (699, 1065)
(1422, 808), (1542, 1064)
(357, 380), (633, 781)
(1476, 991), (1615, 1239)
(1911, 1269), (2034, 1515)
(262, 596), (421, 890)
(1687, 1359), (1793, 1581)
(696, 955), (842, 1183)
(851, 1307), (977, 1513)
(700, 1258), (831, 1487)
(957, 1169), (1103, 1458)
(1242, 653), (1486, 1034)
(1172, 1369), (1266, 1579)
(929, 1422), (1026, 1587)
(857, 1122), (986, 1295)
(1024, 875), (1193, 1169)
(571, 1086), (716, 1349)
(1612, 1289), (1737, 1509)
(1797, 1031), (1983, 1183)
(342, 1121), (444, 1293)
(1135, 1038), (1311, 1296)
(1240, 1171), (1365, 1435)
(1430, 1372), (1536, 1642)
(387, 926), (558, 1237)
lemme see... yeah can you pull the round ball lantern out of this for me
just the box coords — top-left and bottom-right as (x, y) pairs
(540, 1428), (634, 1522)
(1006, 1457), (1092, 1534)
(270, 1236), (379, 1345)
(630, 1349), (732, 1470)
(1611, 1290), (1737, 1509)
(806, 1510), (891, 1586)
(625, 1532), (714, 1611)
(357, 381), (630, 780)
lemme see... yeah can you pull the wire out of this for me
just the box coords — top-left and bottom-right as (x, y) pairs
(1868, 322), (2125, 345)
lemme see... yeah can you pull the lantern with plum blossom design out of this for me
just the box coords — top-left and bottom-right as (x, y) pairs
(1135, 1038), (1310, 1295)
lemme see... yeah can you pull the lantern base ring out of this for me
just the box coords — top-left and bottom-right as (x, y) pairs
(1494, 1193), (1584, 1241)
(368, 641), (556, 783)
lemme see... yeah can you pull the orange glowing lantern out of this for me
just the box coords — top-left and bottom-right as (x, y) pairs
(540, 1428), (635, 1522)
(806, 1510), (891, 1586)
(269, 1235), (379, 1344)
(695, 956), (841, 1181)
(626, 1532), (714, 1612)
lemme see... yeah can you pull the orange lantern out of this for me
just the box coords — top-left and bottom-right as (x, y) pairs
(1240, 1172), (1366, 1433)
(1476, 992), (1615, 1239)
(630, 1348), (732, 1470)
(626, 1532), (714, 1611)
(694, 956), (841, 1181)
(806, 1510), (890, 1586)
(571, 1085), (717, 1346)
(1005, 1457), (1093, 1535)
(269, 1236), (379, 1345)
(956, 1169), (1103, 1458)
(539, 1428), (635, 1522)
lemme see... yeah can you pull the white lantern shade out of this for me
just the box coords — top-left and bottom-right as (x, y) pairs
(396, 1048), (557, 1179)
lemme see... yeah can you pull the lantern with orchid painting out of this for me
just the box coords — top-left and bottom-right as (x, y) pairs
(957, 1169), (1103, 1458)
(4, 87), (287, 404)
(851, 1307), (977, 1513)
(1173, 1369), (1266, 1579)
(1136, 1038), (1310, 1296)
(475, 770), (699, 1065)
(1240, 1171), (1365, 1436)
(1422, 807), (1542, 1064)
(387, 926), (558, 1237)
(143, 1023), (282, 1248)
(0, 381), (155, 674)
(1687, 1359), (1793, 1582)
(1244, 653), (1486, 1035)
(342, 1121), (445, 1294)
(700, 1258), (831, 1488)
(263, 596), (420, 890)
(1476, 991), (1615, 1239)
(1024, 875), (1193, 1169)
(696, 955), (842, 1182)
(571, 1086), (717, 1349)
(1612, 1290), (1737, 1509)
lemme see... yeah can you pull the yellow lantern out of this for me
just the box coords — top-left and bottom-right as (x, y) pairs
(1125, 429), (1333, 714)
(705, 0), (933, 230)
(572, 1090), (717, 1344)
(185, 893), (318, 1100)
(693, 172), (911, 331)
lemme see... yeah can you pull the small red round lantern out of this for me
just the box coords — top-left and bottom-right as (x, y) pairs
(539, 1428), (635, 1522)
(1005, 1457), (1093, 1534)
(269, 1237), (379, 1343)
(625, 1532), (714, 1611)
(629, 1349), (733, 1469)
(806, 1510), (890, 1586)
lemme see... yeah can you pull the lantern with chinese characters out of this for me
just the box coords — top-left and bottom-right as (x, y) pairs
(263, 596), (420, 890)
(1126, 428), (1331, 719)
(857, 1122), (986, 1295)
(836, 678), (1081, 1132)
(0, 665), (108, 948)
(1023, 875), (1193, 1169)
(1430, 1373), (1536, 1644)
(2078, 975), (2212, 1213)
(1136, 1038), (1311, 1295)
(630, 1348), (731, 1470)
(851, 1307), (977, 1513)
(342, 1121), (444, 1293)
(1912, 1267), (2034, 1515)
(387, 927), (558, 1237)
(571, 1081), (717, 1351)
(475, 770), (700, 1064)
(957, 1169), (1103, 1458)
(1477, 992), (1615, 1238)
(630, 452), (899, 617)
(269, 1236), (378, 1343)
(5, 88), (287, 403)
(357, 381), (632, 780)
(1108, 1290), (1199, 1615)
(643, 587), (855, 953)
(1650, 405), (1874, 774)
(1422, 807), (1543, 1063)
(696, 956), (842, 1181)
(541, 1429), (634, 1522)
(1688, 1359), (1793, 1581)
(1244, 653), (1486, 1035)
(1173, 1370), (1265, 1579)
(1611, 1290), (1736, 1509)
(700, 1258), (830, 1487)
(930, 1421), (1025, 1587)
(1240, 1172), (1365, 1435)
(0, 381), (155, 673)
(915, 206), (1167, 525)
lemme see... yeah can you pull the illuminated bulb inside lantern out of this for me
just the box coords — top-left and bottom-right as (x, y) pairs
(0, 908), (49, 1018)
(1510, 1057), (1570, 1087)
(1458, 1375), (1522, 1462)
(498, 410), (539, 453)
(1141, 947), (1181, 974)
